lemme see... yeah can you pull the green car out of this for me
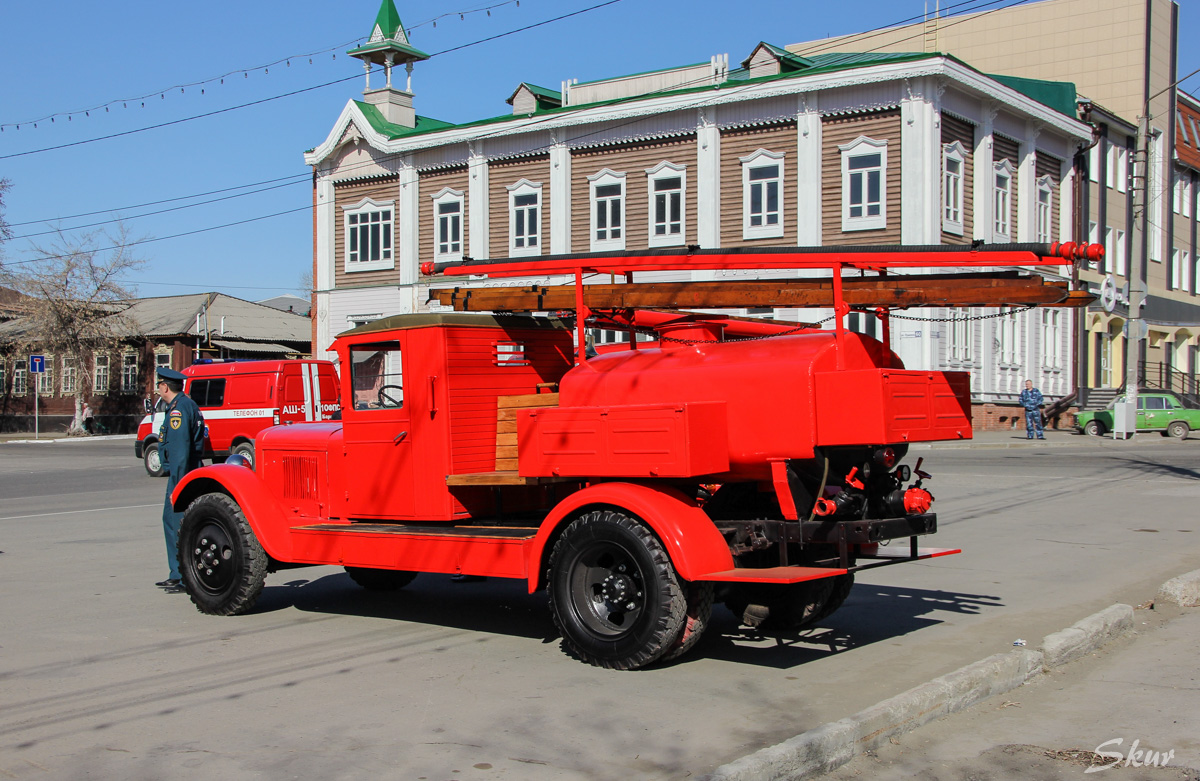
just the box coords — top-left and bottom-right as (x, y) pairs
(1076, 391), (1198, 439)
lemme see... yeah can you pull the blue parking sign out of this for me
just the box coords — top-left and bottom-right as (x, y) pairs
(29, 355), (46, 374)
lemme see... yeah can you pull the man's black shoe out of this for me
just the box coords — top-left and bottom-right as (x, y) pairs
(155, 578), (181, 588)
(162, 582), (187, 594)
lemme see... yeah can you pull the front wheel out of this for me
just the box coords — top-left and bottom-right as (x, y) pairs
(179, 493), (267, 615)
(548, 510), (686, 670)
(143, 441), (165, 477)
(1167, 420), (1190, 440)
(1083, 420), (1105, 437)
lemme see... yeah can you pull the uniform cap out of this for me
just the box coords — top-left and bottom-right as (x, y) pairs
(156, 367), (187, 383)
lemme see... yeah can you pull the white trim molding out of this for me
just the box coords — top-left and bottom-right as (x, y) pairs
(587, 168), (627, 252)
(342, 196), (396, 273)
(431, 187), (465, 262)
(740, 148), (785, 240)
(506, 178), (544, 257)
(645, 160), (687, 248)
(838, 135), (887, 232)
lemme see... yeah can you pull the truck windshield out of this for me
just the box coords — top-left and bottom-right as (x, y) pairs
(351, 342), (404, 410)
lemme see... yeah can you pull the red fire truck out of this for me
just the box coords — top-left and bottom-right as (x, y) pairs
(168, 243), (1097, 669)
(135, 359), (339, 475)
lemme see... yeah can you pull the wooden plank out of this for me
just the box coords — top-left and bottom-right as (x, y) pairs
(446, 471), (577, 486)
(431, 274), (1092, 312)
(497, 392), (559, 409)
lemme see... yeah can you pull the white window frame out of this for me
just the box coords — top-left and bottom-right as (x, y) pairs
(342, 197), (395, 273)
(61, 356), (78, 395)
(949, 308), (974, 364)
(1115, 229), (1127, 277)
(1088, 144), (1100, 184)
(13, 365), (27, 396)
(506, 179), (542, 258)
(37, 354), (54, 395)
(120, 352), (138, 394)
(998, 308), (1018, 365)
(93, 354), (110, 395)
(993, 159), (1014, 243)
(646, 161), (687, 248)
(741, 149), (786, 239)
(942, 141), (966, 236)
(1035, 175), (1053, 243)
(588, 169), (626, 252)
(839, 137), (887, 232)
(1041, 309), (1061, 370)
(431, 188), (465, 262)
(1182, 250), (1192, 293)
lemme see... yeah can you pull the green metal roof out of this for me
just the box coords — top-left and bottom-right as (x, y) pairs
(506, 82), (562, 108)
(740, 42), (815, 72)
(354, 101), (454, 138)
(987, 73), (1077, 117)
(347, 0), (430, 63)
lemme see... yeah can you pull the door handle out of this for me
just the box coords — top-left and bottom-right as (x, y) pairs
(393, 430), (408, 444)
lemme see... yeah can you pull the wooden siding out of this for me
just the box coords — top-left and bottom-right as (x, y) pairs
(821, 111), (902, 245)
(941, 114), (975, 245)
(333, 176), (399, 289)
(488, 155), (551, 260)
(570, 137), (698, 254)
(994, 134), (1021, 238)
(720, 123), (798, 247)
(443, 327), (572, 474)
(1036, 151), (1063, 241)
(418, 167), (471, 267)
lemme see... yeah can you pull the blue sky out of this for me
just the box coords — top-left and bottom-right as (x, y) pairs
(2, 0), (1199, 302)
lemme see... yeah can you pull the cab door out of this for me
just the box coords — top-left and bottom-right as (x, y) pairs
(342, 339), (415, 519)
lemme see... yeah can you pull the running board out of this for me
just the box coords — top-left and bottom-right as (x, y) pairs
(292, 522), (538, 540)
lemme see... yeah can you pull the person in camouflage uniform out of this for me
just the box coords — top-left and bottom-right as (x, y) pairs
(1019, 379), (1045, 440)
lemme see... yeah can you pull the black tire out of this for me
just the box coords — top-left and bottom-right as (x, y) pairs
(143, 441), (165, 477)
(1083, 420), (1105, 437)
(1167, 420), (1189, 440)
(345, 566), (418, 591)
(809, 573), (855, 624)
(232, 442), (255, 468)
(178, 493), (267, 616)
(660, 581), (714, 662)
(724, 578), (833, 630)
(547, 510), (686, 670)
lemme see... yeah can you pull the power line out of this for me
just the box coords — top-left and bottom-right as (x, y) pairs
(0, 0), (624, 162)
(1, 1), (522, 130)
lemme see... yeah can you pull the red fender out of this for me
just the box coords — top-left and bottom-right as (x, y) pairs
(171, 465), (294, 562)
(525, 482), (734, 593)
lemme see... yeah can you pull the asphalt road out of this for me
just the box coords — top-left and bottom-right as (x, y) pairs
(1, 437), (1198, 780)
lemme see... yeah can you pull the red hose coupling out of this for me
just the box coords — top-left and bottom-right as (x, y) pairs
(813, 497), (838, 516)
(904, 487), (933, 515)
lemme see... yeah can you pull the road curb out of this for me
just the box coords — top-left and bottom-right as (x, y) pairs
(702, 602), (1137, 781)
(1157, 568), (1200, 607)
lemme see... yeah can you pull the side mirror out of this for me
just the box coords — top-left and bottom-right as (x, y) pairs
(143, 397), (153, 414)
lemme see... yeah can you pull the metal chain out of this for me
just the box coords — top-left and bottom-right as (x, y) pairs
(884, 304), (1035, 323)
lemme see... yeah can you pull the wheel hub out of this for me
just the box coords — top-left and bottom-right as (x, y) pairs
(191, 523), (234, 593)
(599, 572), (639, 612)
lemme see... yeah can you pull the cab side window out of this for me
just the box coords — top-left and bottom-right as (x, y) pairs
(351, 342), (404, 410)
(188, 378), (227, 407)
(1144, 396), (1165, 410)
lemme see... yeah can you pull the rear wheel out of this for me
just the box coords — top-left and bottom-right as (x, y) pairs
(143, 441), (164, 477)
(1083, 420), (1105, 437)
(344, 567), (418, 591)
(1167, 420), (1189, 440)
(178, 494), (267, 616)
(232, 442), (255, 468)
(809, 574), (855, 623)
(660, 581), (714, 662)
(548, 510), (686, 670)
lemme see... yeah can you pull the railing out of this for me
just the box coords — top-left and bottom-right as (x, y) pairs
(1138, 362), (1200, 408)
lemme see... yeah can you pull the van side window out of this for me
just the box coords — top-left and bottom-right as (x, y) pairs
(351, 342), (404, 410)
(189, 378), (227, 407)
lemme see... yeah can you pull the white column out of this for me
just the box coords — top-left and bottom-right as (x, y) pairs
(900, 77), (941, 244)
(397, 155), (419, 286)
(1017, 122), (1039, 243)
(314, 169), (337, 360)
(795, 94), (821, 247)
(1059, 158), (1075, 242)
(550, 137), (571, 254)
(468, 141), (489, 259)
(975, 106), (996, 243)
(696, 107), (720, 250)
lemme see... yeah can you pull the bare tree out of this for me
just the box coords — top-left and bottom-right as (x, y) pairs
(0, 178), (12, 252)
(2, 223), (145, 434)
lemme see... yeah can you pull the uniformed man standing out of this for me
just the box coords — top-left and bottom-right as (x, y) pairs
(1020, 379), (1045, 440)
(153, 367), (206, 592)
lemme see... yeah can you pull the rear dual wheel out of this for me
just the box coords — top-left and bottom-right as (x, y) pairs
(548, 510), (710, 669)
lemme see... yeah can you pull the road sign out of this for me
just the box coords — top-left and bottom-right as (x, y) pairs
(29, 355), (46, 374)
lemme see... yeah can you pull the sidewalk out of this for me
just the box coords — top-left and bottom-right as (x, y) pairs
(0, 432), (133, 444)
(824, 604), (1200, 780)
(922, 427), (1189, 449)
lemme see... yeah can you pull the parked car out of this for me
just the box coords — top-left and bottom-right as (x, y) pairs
(1076, 391), (1198, 439)
(135, 359), (340, 476)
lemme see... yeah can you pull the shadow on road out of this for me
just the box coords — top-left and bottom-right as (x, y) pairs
(267, 575), (1003, 669)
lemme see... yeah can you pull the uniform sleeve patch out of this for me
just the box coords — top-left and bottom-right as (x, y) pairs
(170, 410), (183, 430)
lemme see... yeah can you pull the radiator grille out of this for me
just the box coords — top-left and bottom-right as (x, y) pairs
(281, 455), (321, 500)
